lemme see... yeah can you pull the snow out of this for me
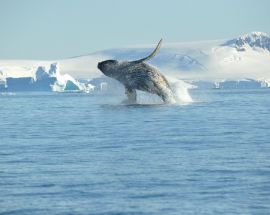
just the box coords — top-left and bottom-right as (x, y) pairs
(223, 32), (270, 52)
(0, 31), (270, 91)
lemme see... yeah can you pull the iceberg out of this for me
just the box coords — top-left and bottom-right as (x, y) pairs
(2, 64), (56, 91)
(0, 70), (7, 90)
(0, 80), (7, 90)
(216, 79), (262, 89)
(189, 79), (270, 89)
(0, 63), (57, 91)
(0, 62), (95, 93)
(51, 64), (95, 93)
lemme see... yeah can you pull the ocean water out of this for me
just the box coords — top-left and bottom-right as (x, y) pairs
(0, 89), (270, 215)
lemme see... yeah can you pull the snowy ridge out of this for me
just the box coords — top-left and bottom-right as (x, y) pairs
(223, 32), (270, 52)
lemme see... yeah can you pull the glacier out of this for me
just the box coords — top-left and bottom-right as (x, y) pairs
(0, 32), (270, 93)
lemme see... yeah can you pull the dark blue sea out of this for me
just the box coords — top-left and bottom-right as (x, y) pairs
(1, 89), (270, 215)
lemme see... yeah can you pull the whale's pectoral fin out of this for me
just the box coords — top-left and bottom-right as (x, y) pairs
(125, 86), (137, 103)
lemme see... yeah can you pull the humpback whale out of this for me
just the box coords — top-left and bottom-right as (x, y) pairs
(97, 39), (175, 103)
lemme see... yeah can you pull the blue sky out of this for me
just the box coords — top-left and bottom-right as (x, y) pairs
(0, 0), (269, 59)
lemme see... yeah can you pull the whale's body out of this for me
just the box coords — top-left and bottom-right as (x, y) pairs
(97, 39), (175, 103)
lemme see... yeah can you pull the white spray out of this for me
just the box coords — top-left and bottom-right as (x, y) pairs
(166, 76), (195, 104)
(133, 76), (194, 105)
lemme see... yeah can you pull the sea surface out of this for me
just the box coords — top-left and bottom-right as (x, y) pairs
(0, 89), (270, 215)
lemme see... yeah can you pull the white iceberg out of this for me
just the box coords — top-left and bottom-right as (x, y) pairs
(51, 64), (95, 93)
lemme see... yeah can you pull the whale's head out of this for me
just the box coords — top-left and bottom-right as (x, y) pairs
(97, 60), (119, 77)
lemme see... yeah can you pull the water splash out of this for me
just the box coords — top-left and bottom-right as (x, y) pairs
(167, 76), (195, 104)
(125, 76), (194, 105)
(97, 76), (195, 105)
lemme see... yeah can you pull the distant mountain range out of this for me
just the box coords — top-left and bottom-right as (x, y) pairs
(0, 32), (270, 91)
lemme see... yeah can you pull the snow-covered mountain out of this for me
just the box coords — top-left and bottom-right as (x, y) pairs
(223, 32), (270, 52)
(0, 32), (270, 91)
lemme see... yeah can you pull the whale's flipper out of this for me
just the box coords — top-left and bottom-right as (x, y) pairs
(125, 86), (137, 103)
(133, 39), (162, 63)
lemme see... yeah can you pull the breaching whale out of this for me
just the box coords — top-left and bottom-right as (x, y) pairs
(97, 39), (175, 103)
